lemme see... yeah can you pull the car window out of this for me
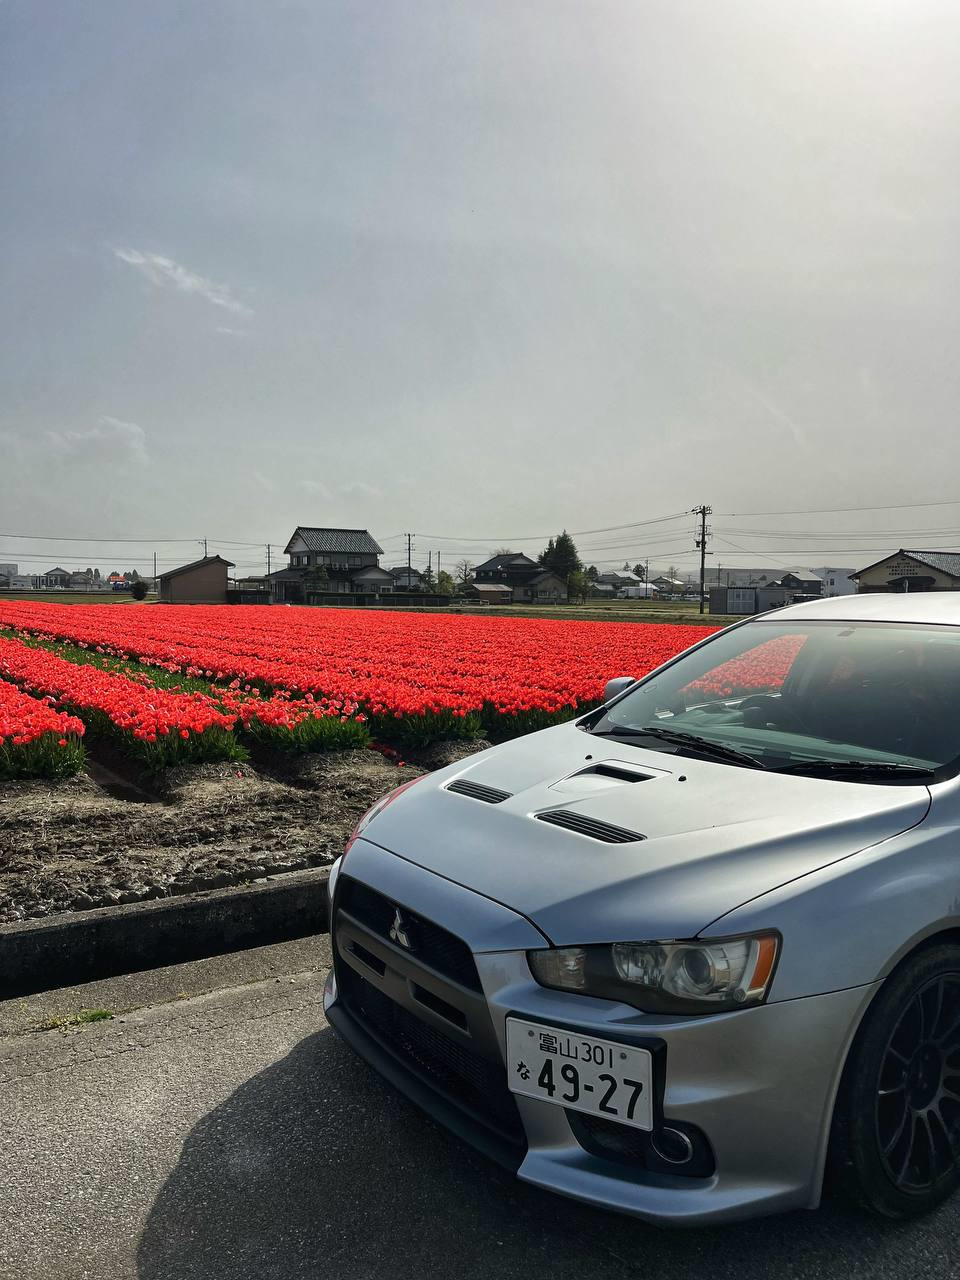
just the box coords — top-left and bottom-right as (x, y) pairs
(592, 621), (960, 775)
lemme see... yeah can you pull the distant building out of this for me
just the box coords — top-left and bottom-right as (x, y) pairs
(473, 552), (569, 603)
(468, 583), (513, 604)
(158, 555), (234, 604)
(36, 567), (71, 589)
(777, 570), (823, 598)
(390, 566), (423, 590)
(808, 566), (856, 597)
(650, 575), (684, 595)
(0, 563), (17, 581)
(851, 550), (960, 594)
(270, 527), (393, 602)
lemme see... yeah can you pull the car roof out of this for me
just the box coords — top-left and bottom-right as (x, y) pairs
(765, 591), (960, 625)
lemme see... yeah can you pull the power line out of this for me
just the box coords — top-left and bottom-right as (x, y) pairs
(717, 499), (960, 517)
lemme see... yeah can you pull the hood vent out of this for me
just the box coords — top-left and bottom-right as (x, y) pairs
(536, 810), (644, 844)
(446, 779), (513, 804)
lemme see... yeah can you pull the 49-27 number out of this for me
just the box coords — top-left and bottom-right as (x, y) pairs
(536, 1059), (645, 1119)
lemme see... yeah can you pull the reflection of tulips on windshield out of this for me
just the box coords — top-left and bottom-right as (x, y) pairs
(685, 635), (807, 699)
(0, 600), (722, 754)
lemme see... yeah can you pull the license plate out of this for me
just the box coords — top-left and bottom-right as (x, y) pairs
(505, 1018), (653, 1131)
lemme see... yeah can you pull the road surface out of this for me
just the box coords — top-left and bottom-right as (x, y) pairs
(3, 936), (960, 1280)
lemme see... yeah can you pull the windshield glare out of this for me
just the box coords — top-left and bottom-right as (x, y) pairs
(591, 621), (960, 777)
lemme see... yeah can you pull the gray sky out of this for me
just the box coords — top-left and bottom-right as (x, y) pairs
(2, 0), (959, 578)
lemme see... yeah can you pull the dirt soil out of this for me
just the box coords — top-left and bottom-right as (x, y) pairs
(0, 744), (486, 924)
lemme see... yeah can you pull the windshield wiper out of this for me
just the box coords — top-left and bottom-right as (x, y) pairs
(772, 759), (936, 781)
(589, 724), (767, 770)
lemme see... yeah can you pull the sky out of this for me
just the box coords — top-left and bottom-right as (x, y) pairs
(1, 0), (959, 579)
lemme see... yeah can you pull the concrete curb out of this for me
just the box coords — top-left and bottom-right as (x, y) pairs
(0, 868), (330, 1001)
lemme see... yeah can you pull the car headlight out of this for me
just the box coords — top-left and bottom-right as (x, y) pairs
(527, 933), (779, 1015)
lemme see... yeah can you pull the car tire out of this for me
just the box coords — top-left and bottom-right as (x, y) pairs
(829, 944), (960, 1218)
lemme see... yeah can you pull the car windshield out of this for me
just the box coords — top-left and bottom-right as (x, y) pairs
(588, 621), (960, 780)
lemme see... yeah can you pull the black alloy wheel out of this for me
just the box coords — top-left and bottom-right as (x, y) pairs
(830, 945), (960, 1218)
(876, 975), (960, 1192)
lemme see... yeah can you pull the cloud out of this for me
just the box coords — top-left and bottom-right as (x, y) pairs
(298, 479), (333, 499)
(339, 481), (382, 499)
(45, 416), (150, 465)
(214, 326), (250, 337)
(113, 247), (252, 316)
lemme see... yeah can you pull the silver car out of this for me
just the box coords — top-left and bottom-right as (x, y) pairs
(325, 592), (960, 1224)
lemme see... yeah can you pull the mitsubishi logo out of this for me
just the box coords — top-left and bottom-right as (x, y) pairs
(389, 907), (414, 951)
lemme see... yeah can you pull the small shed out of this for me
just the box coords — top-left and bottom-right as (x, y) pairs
(158, 555), (234, 604)
(469, 583), (513, 604)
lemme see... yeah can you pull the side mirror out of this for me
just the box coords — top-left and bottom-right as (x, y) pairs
(604, 676), (636, 703)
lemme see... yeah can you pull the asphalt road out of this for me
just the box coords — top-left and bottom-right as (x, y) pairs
(4, 938), (960, 1280)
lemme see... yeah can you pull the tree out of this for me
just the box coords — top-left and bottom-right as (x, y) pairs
(622, 561), (631, 572)
(94, 568), (101, 581)
(455, 559), (474, 587)
(632, 563), (646, 580)
(130, 580), (148, 601)
(567, 569), (589, 602)
(667, 565), (680, 582)
(128, 569), (141, 582)
(421, 564), (436, 590)
(437, 570), (455, 596)
(540, 530), (582, 582)
(585, 565), (599, 583)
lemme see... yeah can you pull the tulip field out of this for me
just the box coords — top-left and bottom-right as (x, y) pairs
(0, 600), (748, 780)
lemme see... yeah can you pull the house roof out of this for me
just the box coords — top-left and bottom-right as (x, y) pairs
(158, 555), (235, 582)
(851, 549), (960, 581)
(351, 566), (393, 580)
(283, 527), (383, 556)
(474, 552), (538, 572)
(781, 568), (823, 583)
(471, 582), (513, 594)
(529, 570), (565, 585)
(389, 566), (422, 577)
(44, 567), (71, 576)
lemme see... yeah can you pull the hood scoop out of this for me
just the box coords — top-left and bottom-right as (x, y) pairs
(550, 760), (663, 796)
(536, 810), (645, 844)
(446, 778), (513, 804)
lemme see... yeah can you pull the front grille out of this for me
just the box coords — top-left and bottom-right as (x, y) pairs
(338, 877), (482, 991)
(535, 810), (644, 843)
(446, 779), (513, 804)
(337, 962), (525, 1145)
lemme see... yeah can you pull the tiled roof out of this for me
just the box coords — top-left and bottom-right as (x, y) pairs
(851, 549), (960, 580)
(902, 550), (960, 577)
(284, 527), (383, 556)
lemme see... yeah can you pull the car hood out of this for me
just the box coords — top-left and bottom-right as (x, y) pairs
(360, 722), (931, 944)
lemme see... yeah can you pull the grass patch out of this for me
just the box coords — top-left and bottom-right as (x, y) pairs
(30, 1007), (114, 1032)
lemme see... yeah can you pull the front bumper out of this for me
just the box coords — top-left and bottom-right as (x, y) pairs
(325, 838), (879, 1226)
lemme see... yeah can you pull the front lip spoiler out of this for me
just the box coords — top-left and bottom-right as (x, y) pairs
(326, 996), (527, 1174)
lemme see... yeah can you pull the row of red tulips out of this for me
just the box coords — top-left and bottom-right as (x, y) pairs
(0, 636), (371, 772)
(0, 603), (719, 743)
(0, 679), (86, 780)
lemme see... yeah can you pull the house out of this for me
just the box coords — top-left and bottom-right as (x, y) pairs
(851, 550), (960, 594)
(468, 583), (513, 604)
(597, 571), (642, 588)
(158, 555), (234, 604)
(591, 583), (618, 598)
(811, 566), (857, 598)
(777, 569), (823, 599)
(37, 567), (71, 589)
(390, 566), (423, 590)
(474, 552), (540, 584)
(473, 552), (569, 603)
(270, 527), (393, 602)
(511, 570), (568, 603)
(650, 575), (684, 595)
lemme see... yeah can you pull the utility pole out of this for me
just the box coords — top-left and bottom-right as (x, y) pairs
(153, 551), (157, 588)
(436, 550), (441, 580)
(266, 544), (271, 577)
(693, 504), (712, 614)
(406, 533), (413, 576)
